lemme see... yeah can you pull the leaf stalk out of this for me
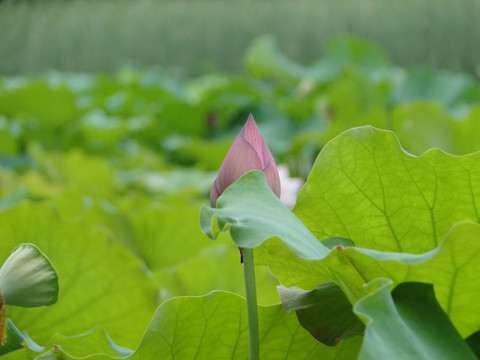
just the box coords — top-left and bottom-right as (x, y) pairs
(242, 247), (259, 360)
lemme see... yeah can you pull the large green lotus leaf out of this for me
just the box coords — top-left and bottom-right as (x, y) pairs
(355, 221), (480, 337)
(0, 243), (58, 307)
(51, 190), (216, 272)
(294, 125), (480, 253)
(56, 192), (253, 305)
(120, 196), (217, 269)
(0, 80), (83, 152)
(200, 171), (330, 260)
(20, 167), (219, 288)
(29, 148), (115, 197)
(200, 169), (480, 336)
(0, 202), (158, 349)
(355, 279), (477, 360)
(260, 221), (480, 338)
(38, 328), (133, 359)
(200, 170), (375, 302)
(0, 350), (28, 360)
(129, 291), (361, 360)
(0, 80), (80, 127)
(0, 326), (129, 359)
(54, 191), (222, 290)
(15, 292), (362, 360)
(38, 187), (270, 307)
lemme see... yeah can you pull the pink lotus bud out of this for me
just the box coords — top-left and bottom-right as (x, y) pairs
(210, 114), (281, 207)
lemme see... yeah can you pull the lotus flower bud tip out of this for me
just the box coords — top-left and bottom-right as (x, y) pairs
(210, 114), (281, 207)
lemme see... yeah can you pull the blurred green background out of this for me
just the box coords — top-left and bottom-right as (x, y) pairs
(1, 0), (480, 75)
(1, 0), (480, 356)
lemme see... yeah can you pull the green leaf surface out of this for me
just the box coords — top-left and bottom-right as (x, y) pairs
(0, 350), (28, 360)
(278, 282), (364, 346)
(353, 221), (480, 337)
(261, 221), (480, 338)
(200, 171), (329, 260)
(0, 81), (80, 127)
(0, 244), (58, 308)
(123, 197), (216, 269)
(355, 279), (477, 360)
(46, 328), (133, 358)
(30, 148), (116, 197)
(6, 292), (362, 360)
(53, 190), (280, 306)
(131, 291), (322, 359)
(294, 125), (480, 253)
(199, 144), (480, 338)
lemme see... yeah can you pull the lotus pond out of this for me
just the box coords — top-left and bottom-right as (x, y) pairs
(0, 37), (480, 359)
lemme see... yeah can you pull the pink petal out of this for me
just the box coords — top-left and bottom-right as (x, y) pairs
(210, 178), (222, 207)
(261, 138), (275, 167)
(262, 159), (281, 198)
(241, 114), (265, 163)
(215, 134), (263, 194)
(210, 114), (282, 207)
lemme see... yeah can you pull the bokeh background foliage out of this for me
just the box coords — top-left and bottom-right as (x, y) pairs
(1, 0), (480, 75)
(1, 0), (480, 358)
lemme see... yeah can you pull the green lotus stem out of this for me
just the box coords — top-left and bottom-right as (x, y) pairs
(242, 247), (259, 360)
